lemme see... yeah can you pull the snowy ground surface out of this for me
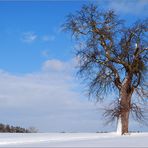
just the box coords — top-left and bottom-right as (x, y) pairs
(0, 133), (148, 147)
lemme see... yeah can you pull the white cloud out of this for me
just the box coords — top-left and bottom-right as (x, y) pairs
(108, 0), (148, 16)
(0, 59), (107, 132)
(21, 32), (56, 43)
(42, 35), (55, 42)
(42, 59), (68, 72)
(21, 32), (37, 43)
(42, 59), (64, 71)
(0, 59), (146, 132)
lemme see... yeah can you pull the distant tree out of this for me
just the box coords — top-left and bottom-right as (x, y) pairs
(5, 124), (11, 133)
(63, 4), (148, 134)
(0, 123), (37, 133)
(10, 125), (15, 133)
(28, 126), (38, 133)
(15, 126), (20, 133)
(0, 123), (5, 132)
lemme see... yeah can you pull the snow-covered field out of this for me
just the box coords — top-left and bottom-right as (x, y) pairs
(0, 133), (148, 147)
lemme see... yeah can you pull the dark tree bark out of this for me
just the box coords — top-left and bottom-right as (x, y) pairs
(119, 75), (134, 134)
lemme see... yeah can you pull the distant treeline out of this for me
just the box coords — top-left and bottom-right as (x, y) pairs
(0, 123), (38, 133)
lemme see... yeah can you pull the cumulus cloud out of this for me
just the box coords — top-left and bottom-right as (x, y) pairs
(0, 59), (76, 108)
(42, 59), (71, 72)
(21, 32), (37, 43)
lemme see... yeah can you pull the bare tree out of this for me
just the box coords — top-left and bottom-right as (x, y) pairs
(63, 4), (148, 135)
(28, 126), (38, 133)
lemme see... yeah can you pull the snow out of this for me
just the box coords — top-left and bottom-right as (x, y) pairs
(0, 133), (148, 147)
(122, 77), (128, 86)
(116, 117), (122, 134)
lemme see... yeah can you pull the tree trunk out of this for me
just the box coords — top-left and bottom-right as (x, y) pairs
(120, 100), (130, 134)
(118, 75), (134, 135)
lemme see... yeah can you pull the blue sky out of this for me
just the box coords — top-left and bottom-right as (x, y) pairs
(0, 0), (147, 132)
(0, 0), (147, 74)
(0, 1), (82, 73)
